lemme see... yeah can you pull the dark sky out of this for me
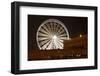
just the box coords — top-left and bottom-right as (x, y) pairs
(28, 15), (87, 51)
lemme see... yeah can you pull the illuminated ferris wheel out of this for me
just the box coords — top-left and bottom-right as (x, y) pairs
(36, 19), (70, 50)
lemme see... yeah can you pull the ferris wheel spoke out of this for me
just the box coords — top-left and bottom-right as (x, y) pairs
(38, 30), (49, 35)
(60, 37), (67, 40)
(54, 39), (60, 49)
(52, 22), (55, 34)
(51, 22), (54, 33)
(50, 22), (53, 32)
(46, 23), (52, 35)
(53, 22), (56, 33)
(38, 28), (49, 35)
(53, 22), (57, 34)
(41, 26), (50, 35)
(56, 23), (61, 34)
(53, 23), (58, 34)
(46, 40), (54, 49)
(46, 41), (53, 49)
(59, 33), (67, 37)
(38, 32), (48, 37)
(39, 30), (48, 36)
(57, 31), (65, 36)
(46, 40), (52, 49)
(59, 27), (64, 33)
(38, 37), (49, 41)
(45, 24), (52, 34)
(40, 39), (50, 48)
(41, 40), (50, 49)
(56, 26), (64, 35)
(41, 39), (52, 49)
(42, 25), (51, 35)
(55, 39), (63, 49)
(49, 22), (53, 34)
(56, 39), (63, 48)
(57, 38), (63, 43)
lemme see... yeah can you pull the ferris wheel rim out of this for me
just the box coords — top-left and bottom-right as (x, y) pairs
(36, 19), (70, 50)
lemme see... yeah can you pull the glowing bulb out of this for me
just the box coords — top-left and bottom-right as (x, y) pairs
(53, 35), (57, 39)
(67, 37), (71, 40)
(80, 34), (82, 37)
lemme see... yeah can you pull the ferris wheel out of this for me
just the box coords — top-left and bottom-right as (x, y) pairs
(36, 19), (70, 50)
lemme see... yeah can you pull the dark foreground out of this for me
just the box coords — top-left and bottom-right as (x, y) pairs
(28, 35), (88, 61)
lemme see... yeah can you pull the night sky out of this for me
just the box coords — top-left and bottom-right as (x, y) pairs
(28, 15), (88, 51)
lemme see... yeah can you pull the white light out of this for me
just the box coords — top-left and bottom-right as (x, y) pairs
(53, 35), (57, 39)
(37, 19), (69, 50)
(67, 37), (71, 40)
(80, 34), (82, 37)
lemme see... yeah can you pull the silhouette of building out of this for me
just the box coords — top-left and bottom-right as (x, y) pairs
(28, 35), (87, 61)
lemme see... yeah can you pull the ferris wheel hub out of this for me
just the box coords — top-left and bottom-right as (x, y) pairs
(53, 35), (57, 39)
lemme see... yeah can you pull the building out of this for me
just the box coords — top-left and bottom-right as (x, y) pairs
(28, 35), (87, 61)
